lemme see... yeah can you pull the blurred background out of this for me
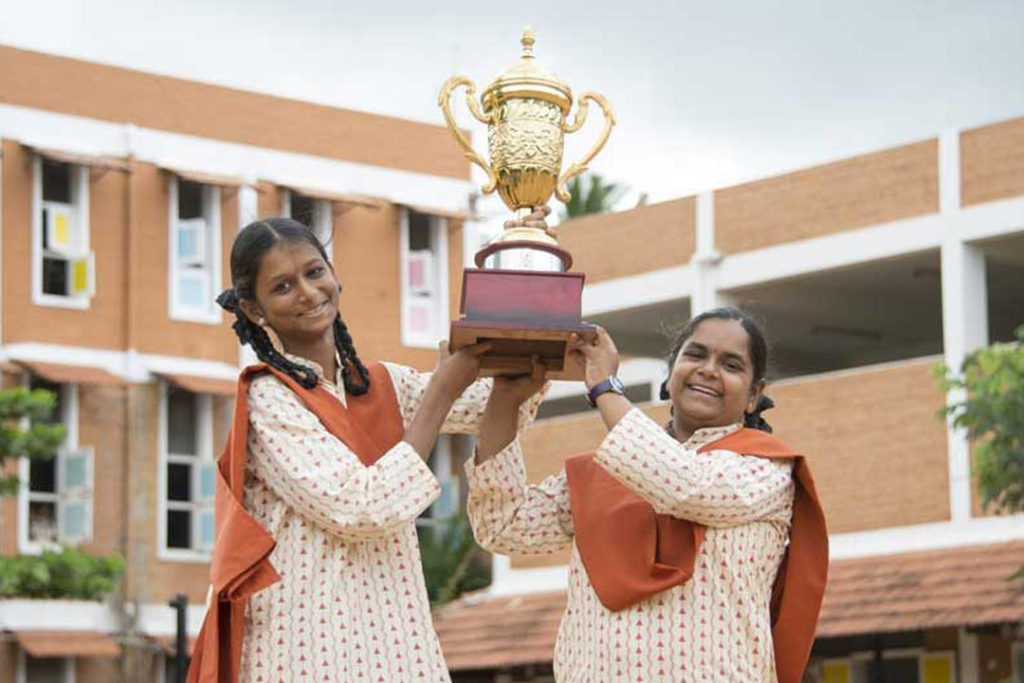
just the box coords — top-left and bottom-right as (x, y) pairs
(0, 1), (1022, 682)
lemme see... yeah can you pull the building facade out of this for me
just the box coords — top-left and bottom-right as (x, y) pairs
(0, 44), (478, 682)
(435, 118), (1024, 683)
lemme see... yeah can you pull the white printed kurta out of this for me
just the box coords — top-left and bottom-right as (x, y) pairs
(237, 358), (535, 683)
(466, 408), (795, 683)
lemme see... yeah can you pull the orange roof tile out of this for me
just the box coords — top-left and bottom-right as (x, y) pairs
(434, 591), (566, 670)
(434, 541), (1024, 670)
(817, 539), (1024, 637)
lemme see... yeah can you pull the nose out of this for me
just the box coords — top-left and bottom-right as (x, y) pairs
(295, 276), (318, 303)
(696, 357), (719, 379)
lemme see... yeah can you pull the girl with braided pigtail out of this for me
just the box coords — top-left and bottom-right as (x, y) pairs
(190, 218), (541, 683)
(465, 207), (828, 683)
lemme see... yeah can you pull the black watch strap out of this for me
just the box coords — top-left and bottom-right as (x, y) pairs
(586, 376), (625, 408)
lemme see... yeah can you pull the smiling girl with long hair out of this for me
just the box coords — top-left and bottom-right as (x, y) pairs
(466, 308), (828, 682)
(188, 217), (536, 683)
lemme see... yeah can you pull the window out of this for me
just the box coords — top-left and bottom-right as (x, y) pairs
(401, 209), (449, 347)
(20, 379), (93, 552)
(33, 157), (93, 307)
(161, 386), (215, 558)
(282, 190), (332, 247)
(169, 178), (221, 323)
(19, 654), (72, 683)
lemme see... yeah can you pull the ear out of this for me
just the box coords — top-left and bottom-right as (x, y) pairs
(746, 379), (766, 414)
(238, 298), (264, 325)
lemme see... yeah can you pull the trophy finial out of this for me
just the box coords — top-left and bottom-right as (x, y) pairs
(521, 27), (536, 58)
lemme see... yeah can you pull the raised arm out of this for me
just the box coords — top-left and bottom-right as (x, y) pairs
(465, 440), (574, 555)
(595, 408), (794, 528)
(465, 357), (572, 554)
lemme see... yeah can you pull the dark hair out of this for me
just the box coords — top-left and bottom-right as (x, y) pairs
(661, 307), (775, 433)
(216, 217), (370, 395)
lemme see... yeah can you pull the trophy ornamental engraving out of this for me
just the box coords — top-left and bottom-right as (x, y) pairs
(439, 27), (616, 273)
(439, 28), (615, 379)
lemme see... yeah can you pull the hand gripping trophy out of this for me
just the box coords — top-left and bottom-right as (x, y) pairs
(439, 27), (615, 379)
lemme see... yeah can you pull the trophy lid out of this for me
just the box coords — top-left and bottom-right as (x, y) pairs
(481, 27), (573, 113)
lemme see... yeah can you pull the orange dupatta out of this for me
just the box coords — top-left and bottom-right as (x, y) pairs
(187, 362), (403, 683)
(564, 428), (828, 683)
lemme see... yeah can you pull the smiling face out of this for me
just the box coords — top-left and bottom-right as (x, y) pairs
(238, 239), (339, 351)
(666, 318), (764, 436)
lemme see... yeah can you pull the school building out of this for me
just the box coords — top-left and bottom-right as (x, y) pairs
(433, 119), (1024, 682)
(0, 43), (480, 682)
(1, 41), (1023, 683)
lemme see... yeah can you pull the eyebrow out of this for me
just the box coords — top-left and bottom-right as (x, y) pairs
(683, 341), (747, 365)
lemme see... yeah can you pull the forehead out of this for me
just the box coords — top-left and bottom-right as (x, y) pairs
(257, 240), (324, 279)
(684, 319), (751, 357)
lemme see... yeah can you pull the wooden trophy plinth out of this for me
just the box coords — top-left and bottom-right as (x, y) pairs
(450, 268), (592, 380)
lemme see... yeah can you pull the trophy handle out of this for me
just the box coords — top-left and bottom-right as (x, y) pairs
(438, 76), (498, 195)
(555, 91), (617, 202)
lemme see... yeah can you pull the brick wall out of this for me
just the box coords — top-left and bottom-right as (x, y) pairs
(715, 140), (939, 254)
(556, 197), (696, 284)
(0, 44), (469, 180)
(961, 116), (1024, 206)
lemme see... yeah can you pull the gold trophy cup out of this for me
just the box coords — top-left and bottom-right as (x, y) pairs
(439, 27), (615, 379)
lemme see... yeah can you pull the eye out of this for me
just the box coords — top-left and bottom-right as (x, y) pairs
(682, 349), (702, 359)
(272, 281), (290, 294)
(307, 266), (325, 278)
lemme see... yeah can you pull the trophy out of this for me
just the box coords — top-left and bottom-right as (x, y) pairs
(439, 27), (615, 379)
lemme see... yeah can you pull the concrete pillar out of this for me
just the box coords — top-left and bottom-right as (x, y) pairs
(958, 628), (980, 683)
(940, 130), (989, 523)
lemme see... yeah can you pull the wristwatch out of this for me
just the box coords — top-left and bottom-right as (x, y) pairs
(586, 376), (626, 408)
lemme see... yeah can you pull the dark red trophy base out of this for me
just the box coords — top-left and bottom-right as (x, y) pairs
(450, 268), (593, 380)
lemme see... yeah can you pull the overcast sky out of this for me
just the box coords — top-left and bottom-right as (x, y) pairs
(2, 0), (1023, 217)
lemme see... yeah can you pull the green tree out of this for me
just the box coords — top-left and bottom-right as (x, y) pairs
(0, 387), (66, 496)
(937, 325), (1024, 511)
(560, 173), (629, 220)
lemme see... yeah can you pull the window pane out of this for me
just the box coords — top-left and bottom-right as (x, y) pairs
(167, 463), (192, 501)
(290, 193), (316, 228)
(42, 257), (69, 296)
(177, 226), (199, 261)
(64, 452), (87, 489)
(167, 509), (192, 549)
(167, 390), (197, 455)
(29, 378), (64, 424)
(60, 500), (87, 542)
(29, 457), (57, 493)
(199, 464), (216, 500)
(177, 272), (209, 310)
(42, 160), (71, 203)
(25, 656), (65, 683)
(28, 502), (57, 543)
(198, 509), (215, 549)
(178, 181), (204, 220)
(408, 212), (433, 251)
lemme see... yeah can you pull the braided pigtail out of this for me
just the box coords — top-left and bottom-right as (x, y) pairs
(333, 316), (370, 396)
(216, 288), (319, 390)
(744, 395), (775, 433)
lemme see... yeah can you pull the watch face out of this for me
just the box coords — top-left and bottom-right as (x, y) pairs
(610, 376), (626, 393)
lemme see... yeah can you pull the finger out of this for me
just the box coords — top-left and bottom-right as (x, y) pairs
(530, 355), (546, 381)
(438, 340), (451, 360)
(535, 205), (552, 216)
(460, 341), (494, 356)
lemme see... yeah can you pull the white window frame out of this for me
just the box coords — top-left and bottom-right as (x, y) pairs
(16, 650), (74, 683)
(17, 379), (93, 554)
(168, 176), (222, 324)
(31, 156), (93, 309)
(157, 382), (216, 562)
(399, 208), (449, 348)
(280, 189), (333, 246)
